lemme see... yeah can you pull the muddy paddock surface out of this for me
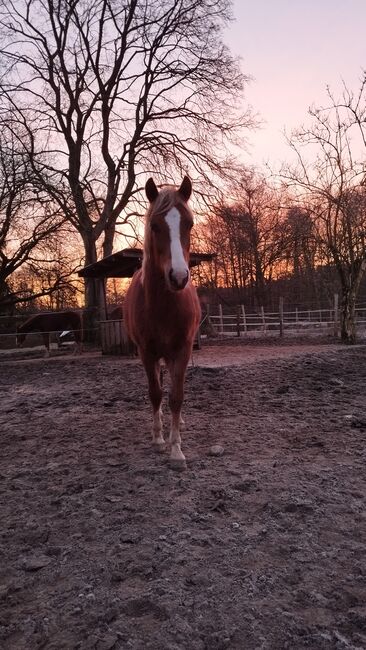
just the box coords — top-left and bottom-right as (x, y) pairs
(1, 343), (366, 650)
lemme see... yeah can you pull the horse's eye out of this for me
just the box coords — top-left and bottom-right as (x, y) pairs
(151, 223), (160, 233)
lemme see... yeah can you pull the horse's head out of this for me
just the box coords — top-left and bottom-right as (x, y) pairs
(144, 176), (193, 291)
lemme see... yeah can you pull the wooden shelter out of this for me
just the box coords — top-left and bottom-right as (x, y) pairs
(78, 248), (214, 354)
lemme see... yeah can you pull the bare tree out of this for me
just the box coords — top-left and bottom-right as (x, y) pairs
(198, 171), (288, 307)
(0, 0), (253, 317)
(233, 173), (288, 307)
(18, 226), (84, 311)
(282, 206), (320, 304)
(283, 77), (366, 343)
(0, 124), (65, 311)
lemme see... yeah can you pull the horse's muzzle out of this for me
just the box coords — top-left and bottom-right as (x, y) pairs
(168, 268), (189, 291)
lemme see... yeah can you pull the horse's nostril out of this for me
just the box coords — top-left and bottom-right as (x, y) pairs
(181, 271), (189, 288)
(169, 268), (178, 289)
(169, 268), (189, 290)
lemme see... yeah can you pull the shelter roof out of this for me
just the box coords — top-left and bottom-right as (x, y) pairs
(78, 248), (215, 279)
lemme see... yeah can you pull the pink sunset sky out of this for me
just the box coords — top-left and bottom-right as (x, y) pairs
(228, 0), (366, 166)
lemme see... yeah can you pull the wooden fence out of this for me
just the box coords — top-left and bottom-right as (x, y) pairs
(206, 296), (366, 339)
(100, 319), (136, 355)
(1, 296), (366, 350)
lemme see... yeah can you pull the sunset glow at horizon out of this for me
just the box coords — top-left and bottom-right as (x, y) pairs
(228, 0), (366, 167)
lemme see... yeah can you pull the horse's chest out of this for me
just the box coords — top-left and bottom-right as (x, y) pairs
(151, 316), (187, 342)
(145, 307), (192, 350)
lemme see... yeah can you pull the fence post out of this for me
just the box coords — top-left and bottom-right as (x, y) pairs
(279, 297), (284, 338)
(236, 305), (241, 337)
(206, 303), (210, 326)
(241, 305), (247, 335)
(260, 306), (266, 332)
(333, 293), (339, 338)
(218, 303), (224, 336)
(206, 304), (216, 337)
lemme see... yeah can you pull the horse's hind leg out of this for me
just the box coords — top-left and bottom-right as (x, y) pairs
(144, 356), (165, 451)
(73, 334), (83, 355)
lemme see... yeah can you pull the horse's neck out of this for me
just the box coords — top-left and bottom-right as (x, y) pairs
(144, 264), (165, 297)
(143, 263), (180, 307)
(23, 317), (37, 332)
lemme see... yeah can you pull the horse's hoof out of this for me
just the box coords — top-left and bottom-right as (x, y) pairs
(169, 457), (187, 471)
(153, 441), (166, 454)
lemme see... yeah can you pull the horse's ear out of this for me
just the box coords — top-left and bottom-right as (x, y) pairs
(145, 178), (159, 203)
(178, 176), (192, 202)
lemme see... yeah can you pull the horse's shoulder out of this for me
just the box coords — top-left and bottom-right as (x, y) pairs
(126, 269), (143, 298)
(132, 268), (143, 286)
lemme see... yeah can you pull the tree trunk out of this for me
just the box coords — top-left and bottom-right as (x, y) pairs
(340, 286), (357, 344)
(103, 223), (115, 259)
(254, 265), (266, 310)
(339, 260), (365, 345)
(82, 234), (101, 343)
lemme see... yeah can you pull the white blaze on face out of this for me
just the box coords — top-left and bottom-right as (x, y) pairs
(165, 207), (189, 286)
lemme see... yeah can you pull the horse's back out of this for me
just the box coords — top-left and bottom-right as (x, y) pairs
(63, 311), (82, 328)
(21, 311), (82, 335)
(46, 311), (82, 332)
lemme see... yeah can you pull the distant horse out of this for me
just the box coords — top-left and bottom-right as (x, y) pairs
(123, 176), (201, 470)
(107, 305), (123, 320)
(16, 311), (83, 357)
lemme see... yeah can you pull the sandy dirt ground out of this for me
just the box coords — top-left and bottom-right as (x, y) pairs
(0, 341), (366, 650)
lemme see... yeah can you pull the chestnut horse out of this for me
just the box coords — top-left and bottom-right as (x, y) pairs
(123, 176), (201, 470)
(16, 311), (83, 357)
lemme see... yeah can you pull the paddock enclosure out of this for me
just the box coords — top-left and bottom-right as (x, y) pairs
(1, 342), (366, 649)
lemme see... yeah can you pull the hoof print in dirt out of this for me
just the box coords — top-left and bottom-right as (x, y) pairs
(350, 416), (366, 430)
(95, 632), (119, 650)
(21, 555), (52, 572)
(122, 597), (168, 621)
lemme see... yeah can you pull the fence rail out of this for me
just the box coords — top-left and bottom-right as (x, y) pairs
(206, 299), (366, 338)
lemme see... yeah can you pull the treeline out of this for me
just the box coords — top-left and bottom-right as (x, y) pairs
(192, 168), (366, 315)
(192, 80), (366, 343)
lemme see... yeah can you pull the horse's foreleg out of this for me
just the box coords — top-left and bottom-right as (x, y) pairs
(43, 333), (50, 358)
(167, 352), (190, 470)
(76, 328), (83, 355)
(144, 357), (164, 450)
